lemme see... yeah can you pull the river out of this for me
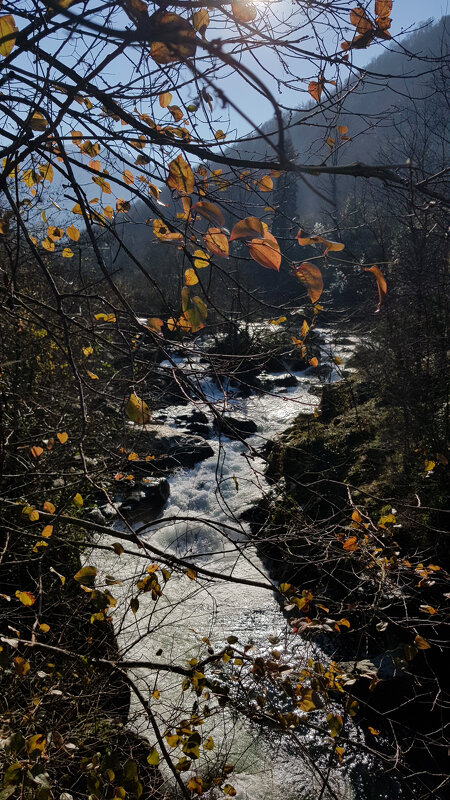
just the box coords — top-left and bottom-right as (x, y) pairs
(91, 329), (400, 800)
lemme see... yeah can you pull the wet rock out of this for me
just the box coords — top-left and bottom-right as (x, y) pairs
(131, 423), (214, 468)
(87, 507), (107, 525)
(174, 409), (210, 437)
(272, 373), (298, 388)
(121, 477), (170, 517)
(213, 414), (258, 440)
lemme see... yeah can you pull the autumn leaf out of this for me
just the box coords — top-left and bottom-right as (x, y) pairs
(73, 492), (83, 508)
(0, 14), (18, 57)
(414, 635), (431, 650)
(116, 198), (130, 213)
(309, 357), (318, 367)
(159, 91), (173, 108)
(308, 80), (323, 103)
(74, 565), (97, 585)
(185, 268), (198, 286)
(167, 154), (194, 194)
(255, 175), (273, 192)
(192, 201), (225, 227)
(230, 216), (265, 241)
(123, 169), (134, 185)
(43, 501), (55, 513)
(150, 12), (197, 65)
(66, 224), (80, 241)
(192, 9), (209, 32)
(232, 2), (257, 23)
(294, 262), (324, 304)
(62, 247), (74, 258)
(31, 445), (43, 458)
(41, 525), (53, 538)
(57, 432), (68, 444)
(248, 232), (281, 271)
(29, 113), (48, 131)
(126, 393), (151, 425)
(193, 249), (210, 268)
(363, 265), (387, 312)
(204, 228), (229, 257)
(16, 590), (36, 606)
(92, 175), (111, 194)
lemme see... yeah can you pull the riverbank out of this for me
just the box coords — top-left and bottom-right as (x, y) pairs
(249, 365), (449, 797)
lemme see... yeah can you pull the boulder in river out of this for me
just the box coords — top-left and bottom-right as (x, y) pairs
(213, 414), (258, 440)
(120, 476), (170, 518)
(130, 423), (214, 468)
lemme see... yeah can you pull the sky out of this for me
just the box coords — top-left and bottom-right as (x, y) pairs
(221, 0), (449, 136)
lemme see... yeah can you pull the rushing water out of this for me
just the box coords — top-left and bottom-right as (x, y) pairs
(91, 331), (396, 799)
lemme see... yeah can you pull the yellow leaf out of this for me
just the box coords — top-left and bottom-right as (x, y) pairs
(15, 590), (35, 606)
(94, 313), (116, 322)
(126, 393), (151, 425)
(185, 268), (198, 286)
(57, 432), (68, 444)
(352, 509), (362, 524)
(256, 175), (273, 192)
(74, 565), (97, 584)
(41, 525), (53, 538)
(14, 656), (30, 676)
(167, 154), (194, 194)
(193, 249), (210, 269)
(204, 228), (229, 257)
(73, 493), (83, 508)
(123, 169), (134, 185)
(268, 317), (286, 325)
(368, 726), (380, 735)
(147, 748), (159, 766)
(159, 91), (173, 108)
(0, 14), (18, 57)
(103, 205), (114, 220)
(42, 238), (55, 252)
(424, 459), (436, 472)
(82, 346), (93, 356)
(215, 129), (226, 140)
(193, 9), (209, 31)
(29, 113), (48, 131)
(29, 510), (39, 522)
(72, 203), (82, 215)
(92, 175), (111, 193)
(39, 623), (50, 633)
(186, 568), (197, 580)
(66, 224), (80, 241)
(62, 247), (74, 258)
(38, 163), (53, 183)
(128, 451), (139, 461)
(87, 371), (99, 380)
(147, 317), (164, 332)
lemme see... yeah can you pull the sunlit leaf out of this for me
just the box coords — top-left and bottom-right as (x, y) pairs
(204, 228), (229, 257)
(268, 317), (286, 325)
(147, 317), (164, 332)
(43, 501), (55, 513)
(192, 9), (209, 32)
(14, 656), (30, 676)
(87, 370), (99, 380)
(123, 169), (134, 185)
(167, 154), (194, 194)
(126, 393), (151, 425)
(0, 14), (18, 57)
(74, 565), (97, 584)
(232, 2), (257, 23)
(256, 175), (273, 192)
(73, 493), (83, 508)
(41, 525), (53, 538)
(308, 81), (323, 103)
(350, 7), (374, 34)
(248, 232), (281, 271)
(15, 590), (35, 606)
(230, 216), (265, 241)
(363, 265), (387, 312)
(215, 129), (226, 140)
(294, 262), (323, 304)
(66, 224), (80, 241)
(309, 357), (318, 367)
(62, 247), (74, 258)
(31, 445), (43, 458)
(192, 201), (225, 227)
(38, 163), (53, 183)
(185, 268), (199, 286)
(57, 432), (68, 444)
(92, 175), (111, 194)
(147, 748), (159, 766)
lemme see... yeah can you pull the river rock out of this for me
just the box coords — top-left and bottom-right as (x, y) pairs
(131, 423), (214, 467)
(174, 409), (210, 437)
(213, 414), (258, 440)
(120, 476), (170, 517)
(272, 373), (298, 388)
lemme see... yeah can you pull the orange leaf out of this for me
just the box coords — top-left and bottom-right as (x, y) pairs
(229, 216), (265, 242)
(364, 265), (387, 312)
(308, 81), (323, 103)
(66, 224), (80, 241)
(57, 432), (68, 444)
(192, 201), (225, 227)
(294, 262), (323, 304)
(343, 537), (358, 552)
(232, 2), (257, 23)
(41, 525), (53, 538)
(185, 268), (199, 286)
(248, 232), (281, 272)
(167, 154), (194, 194)
(309, 357), (318, 368)
(255, 175), (273, 192)
(43, 501), (55, 513)
(123, 169), (134, 185)
(31, 446), (43, 458)
(204, 228), (229, 257)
